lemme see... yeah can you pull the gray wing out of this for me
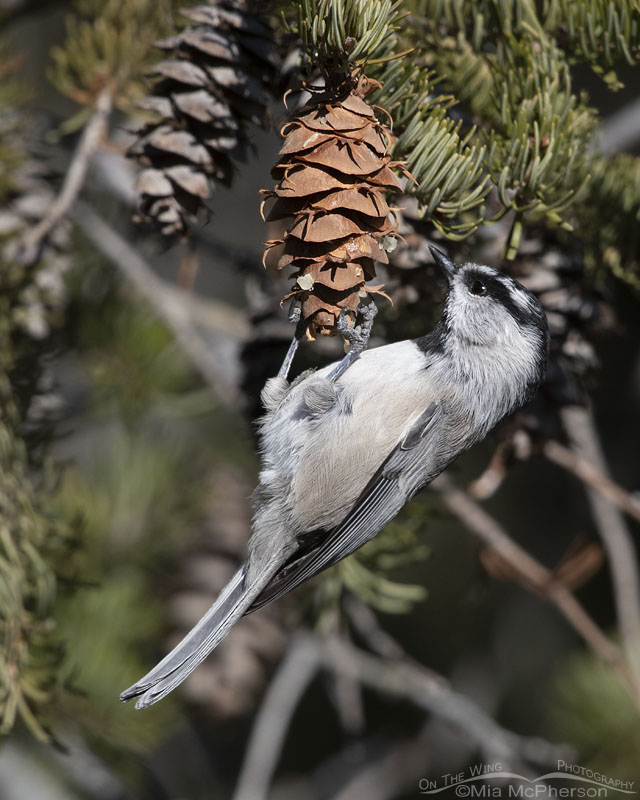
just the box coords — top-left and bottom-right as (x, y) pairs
(247, 402), (443, 613)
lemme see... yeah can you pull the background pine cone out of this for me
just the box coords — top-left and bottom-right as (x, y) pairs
(129, 0), (277, 238)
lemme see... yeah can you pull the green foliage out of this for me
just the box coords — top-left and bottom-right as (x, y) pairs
(485, 41), (596, 224)
(539, 0), (640, 88)
(0, 410), (75, 742)
(49, 0), (182, 126)
(289, 0), (401, 75)
(0, 50), (76, 743)
(42, 275), (240, 753)
(418, 0), (640, 86)
(77, 298), (196, 421)
(580, 153), (640, 289)
(51, 431), (191, 753)
(372, 59), (491, 238)
(547, 650), (640, 781)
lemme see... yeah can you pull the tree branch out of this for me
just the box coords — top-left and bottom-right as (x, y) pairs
(18, 87), (113, 267)
(560, 404), (640, 705)
(234, 625), (571, 800)
(431, 474), (637, 703)
(318, 634), (571, 767)
(232, 635), (319, 800)
(543, 440), (640, 525)
(71, 202), (247, 408)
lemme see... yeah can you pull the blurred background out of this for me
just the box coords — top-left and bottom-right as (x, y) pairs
(0, 1), (639, 798)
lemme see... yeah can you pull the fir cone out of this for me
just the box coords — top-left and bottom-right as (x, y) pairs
(129, 0), (277, 238)
(262, 75), (403, 339)
(509, 231), (614, 407)
(166, 466), (287, 718)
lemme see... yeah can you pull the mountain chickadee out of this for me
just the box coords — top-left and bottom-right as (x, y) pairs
(121, 247), (549, 709)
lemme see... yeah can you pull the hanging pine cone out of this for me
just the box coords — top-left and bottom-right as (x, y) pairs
(129, 0), (277, 238)
(262, 74), (403, 339)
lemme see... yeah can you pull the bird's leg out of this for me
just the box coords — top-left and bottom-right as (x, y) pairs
(328, 302), (378, 382)
(278, 306), (307, 381)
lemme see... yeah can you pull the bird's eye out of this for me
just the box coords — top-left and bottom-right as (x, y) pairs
(469, 279), (487, 296)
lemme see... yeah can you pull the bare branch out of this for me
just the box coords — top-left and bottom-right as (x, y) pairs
(319, 634), (571, 767)
(543, 440), (640, 524)
(431, 474), (637, 702)
(234, 625), (571, 800)
(18, 87), (113, 267)
(560, 405), (640, 705)
(343, 594), (407, 660)
(232, 635), (319, 800)
(71, 202), (247, 408)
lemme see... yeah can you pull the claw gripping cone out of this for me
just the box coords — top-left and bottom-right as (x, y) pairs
(262, 75), (402, 338)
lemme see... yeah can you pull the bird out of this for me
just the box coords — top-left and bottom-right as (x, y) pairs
(121, 246), (549, 709)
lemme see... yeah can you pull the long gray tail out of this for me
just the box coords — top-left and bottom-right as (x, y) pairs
(120, 565), (273, 709)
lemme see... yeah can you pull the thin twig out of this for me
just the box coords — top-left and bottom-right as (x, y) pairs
(232, 635), (319, 800)
(343, 594), (407, 660)
(543, 440), (640, 524)
(560, 405), (640, 705)
(71, 202), (246, 408)
(319, 634), (571, 767)
(18, 87), (113, 267)
(431, 473), (637, 702)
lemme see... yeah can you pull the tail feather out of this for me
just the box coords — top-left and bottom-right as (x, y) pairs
(120, 565), (274, 709)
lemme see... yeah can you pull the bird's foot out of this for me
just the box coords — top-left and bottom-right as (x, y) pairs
(277, 303), (307, 380)
(329, 302), (378, 381)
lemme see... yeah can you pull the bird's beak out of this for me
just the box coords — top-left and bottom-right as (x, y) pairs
(429, 245), (456, 285)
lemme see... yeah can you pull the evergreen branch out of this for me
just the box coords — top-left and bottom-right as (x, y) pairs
(540, 0), (640, 83)
(372, 55), (490, 236)
(48, 0), (180, 124)
(578, 152), (640, 289)
(484, 41), (596, 236)
(417, 0), (640, 80)
(290, 0), (400, 74)
(0, 52), (76, 743)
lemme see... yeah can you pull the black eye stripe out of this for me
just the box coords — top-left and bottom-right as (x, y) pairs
(464, 271), (532, 325)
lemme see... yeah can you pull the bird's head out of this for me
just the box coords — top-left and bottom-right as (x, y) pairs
(429, 246), (549, 395)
